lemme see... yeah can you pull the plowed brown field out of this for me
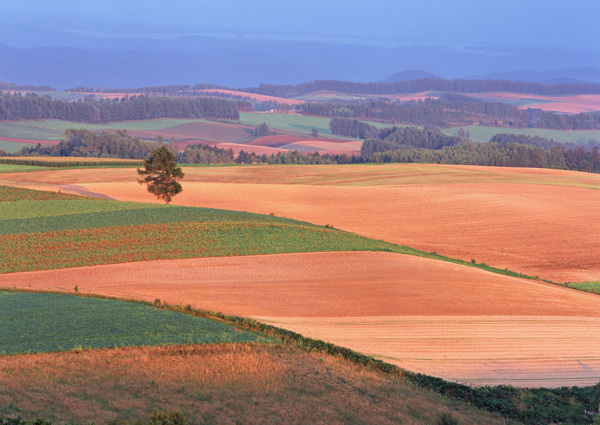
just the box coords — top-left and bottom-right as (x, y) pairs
(467, 92), (600, 113)
(2, 252), (600, 387)
(3, 164), (599, 282)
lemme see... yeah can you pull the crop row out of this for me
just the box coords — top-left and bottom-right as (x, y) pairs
(0, 199), (156, 221)
(0, 221), (398, 273)
(0, 157), (142, 168)
(0, 291), (263, 356)
(0, 202), (301, 234)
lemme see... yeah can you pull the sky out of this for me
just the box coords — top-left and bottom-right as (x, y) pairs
(2, 0), (599, 49)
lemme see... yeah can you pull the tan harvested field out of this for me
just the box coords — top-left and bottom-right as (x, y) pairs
(3, 163), (599, 283)
(2, 252), (600, 387)
(0, 345), (510, 425)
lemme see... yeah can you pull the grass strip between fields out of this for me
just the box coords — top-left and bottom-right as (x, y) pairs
(566, 281), (600, 296)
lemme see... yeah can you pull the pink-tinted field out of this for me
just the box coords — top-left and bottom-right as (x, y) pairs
(0, 137), (59, 145)
(2, 252), (600, 387)
(468, 92), (600, 113)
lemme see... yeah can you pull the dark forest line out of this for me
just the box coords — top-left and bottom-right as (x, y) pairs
(60, 78), (600, 98)
(244, 78), (600, 97)
(0, 93), (246, 123)
(308, 96), (600, 130)
(3, 125), (599, 174)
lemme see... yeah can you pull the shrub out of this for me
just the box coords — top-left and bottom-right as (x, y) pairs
(437, 413), (459, 425)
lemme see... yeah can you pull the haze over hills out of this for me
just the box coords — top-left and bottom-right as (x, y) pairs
(1, 14), (599, 89)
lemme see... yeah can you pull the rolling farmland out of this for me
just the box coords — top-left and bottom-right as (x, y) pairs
(5, 163), (598, 282)
(3, 252), (600, 387)
(2, 166), (600, 389)
(0, 185), (401, 273)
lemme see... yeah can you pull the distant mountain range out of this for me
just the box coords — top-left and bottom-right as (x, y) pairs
(1, 15), (599, 90)
(379, 68), (600, 85)
(378, 70), (442, 83)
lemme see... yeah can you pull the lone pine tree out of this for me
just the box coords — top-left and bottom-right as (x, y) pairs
(137, 145), (184, 204)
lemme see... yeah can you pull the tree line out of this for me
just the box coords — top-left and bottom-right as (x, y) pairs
(6, 125), (599, 174)
(368, 141), (600, 173)
(361, 128), (600, 173)
(65, 77), (600, 98)
(0, 81), (55, 91)
(361, 126), (463, 159)
(307, 96), (600, 130)
(0, 93), (246, 122)
(242, 78), (600, 98)
(15, 129), (154, 159)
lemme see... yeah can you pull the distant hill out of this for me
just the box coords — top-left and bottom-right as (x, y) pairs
(378, 70), (442, 83)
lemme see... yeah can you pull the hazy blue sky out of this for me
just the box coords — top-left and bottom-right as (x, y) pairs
(3, 0), (598, 48)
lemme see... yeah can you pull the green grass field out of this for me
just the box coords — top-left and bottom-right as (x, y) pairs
(240, 112), (335, 136)
(0, 141), (37, 154)
(28, 118), (209, 132)
(0, 291), (263, 356)
(239, 112), (391, 138)
(444, 125), (600, 144)
(0, 122), (64, 140)
(0, 163), (53, 173)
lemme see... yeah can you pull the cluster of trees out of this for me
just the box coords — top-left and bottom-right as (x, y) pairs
(489, 133), (560, 149)
(178, 143), (235, 164)
(360, 126), (463, 159)
(253, 122), (274, 137)
(0, 81), (55, 91)
(302, 97), (530, 128)
(303, 96), (600, 130)
(243, 78), (600, 98)
(235, 150), (357, 165)
(16, 129), (153, 159)
(532, 110), (600, 130)
(329, 117), (380, 139)
(0, 93), (246, 122)
(368, 140), (600, 173)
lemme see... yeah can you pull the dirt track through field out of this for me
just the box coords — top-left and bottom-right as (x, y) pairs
(2, 251), (600, 387)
